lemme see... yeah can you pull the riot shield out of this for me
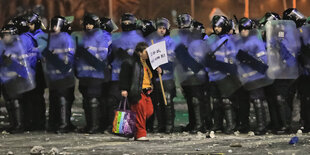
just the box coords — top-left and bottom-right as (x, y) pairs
(41, 32), (75, 90)
(172, 28), (207, 85)
(265, 20), (300, 79)
(110, 30), (145, 81)
(170, 29), (202, 47)
(0, 36), (36, 98)
(73, 29), (109, 73)
(204, 34), (241, 97)
(111, 30), (145, 56)
(231, 30), (274, 90)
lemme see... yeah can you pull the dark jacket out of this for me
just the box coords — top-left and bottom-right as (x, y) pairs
(119, 56), (159, 103)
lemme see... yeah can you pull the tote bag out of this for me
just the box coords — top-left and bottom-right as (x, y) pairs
(112, 98), (137, 138)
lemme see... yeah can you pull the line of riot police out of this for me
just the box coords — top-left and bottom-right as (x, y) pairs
(1, 8), (310, 136)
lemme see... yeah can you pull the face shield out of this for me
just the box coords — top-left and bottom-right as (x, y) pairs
(51, 18), (65, 33)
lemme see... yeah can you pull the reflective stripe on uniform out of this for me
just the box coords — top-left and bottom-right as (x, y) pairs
(52, 48), (74, 54)
(9, 53), (37, 59)
(242, 70), (258, 78)
(256, 51), (266, 57)
(113, 68), (120, 74)
(87, 46), (108, 51)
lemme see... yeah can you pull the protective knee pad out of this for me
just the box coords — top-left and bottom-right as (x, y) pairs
(222, 98), (233, 109)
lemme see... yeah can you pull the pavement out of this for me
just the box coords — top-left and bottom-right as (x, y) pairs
(0, 90), (310, 154)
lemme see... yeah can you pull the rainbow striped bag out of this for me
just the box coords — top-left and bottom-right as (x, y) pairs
(112, 98), (137, 138)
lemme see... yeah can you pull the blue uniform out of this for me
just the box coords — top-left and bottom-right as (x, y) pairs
(38, 32), (75, 88)
(74, 29), (111, 80)
(26, 29), (45, 59)
(20, 33), (37, 73)
(233, 33), (268, 85)
(205, 34), (236, 82)
(110, 30), (145, 81)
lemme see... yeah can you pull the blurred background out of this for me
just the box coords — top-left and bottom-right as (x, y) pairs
(0, 0), (309, 31)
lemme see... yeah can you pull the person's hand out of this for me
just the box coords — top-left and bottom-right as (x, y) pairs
(121, 90), (128, 97)
(156, 67), (162, 74)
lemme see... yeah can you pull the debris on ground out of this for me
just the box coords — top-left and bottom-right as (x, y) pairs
(230, 143), (242, 147)
(30, 146), (45, 155)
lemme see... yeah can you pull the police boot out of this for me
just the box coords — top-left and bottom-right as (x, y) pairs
(47, 98), (59, 132)
(33, 95), (46, 131)
(87, 98), (101, 134)
(210, 98), (223, 132)
(236, 96), (250, 133)
(7, 99), (24, 133)
(182, 96), (194, 132)
(156, 104), (166, 133)
(56, 97), (71, 133)
(253, 99), (266, 135)
(301, 97), (310, 132)
(67, 100), (76, 131)
(203, 97), (213, 131)
(190, 97), (203, 134)
(266, 96), (281, 133)
(22, 98), (33, 131)
(223, 99), (236, 134)
(79, 98), (91, 133)
(165, 98), (175, 134)
(276, 96), (291, 134)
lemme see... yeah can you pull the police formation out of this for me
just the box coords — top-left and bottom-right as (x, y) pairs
(0, 8), (310, 137)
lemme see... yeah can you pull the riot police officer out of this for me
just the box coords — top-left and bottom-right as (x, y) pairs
(258, 12), (282, 133)
(234, 17), (271, 135)
(262, 10), (300, 134)
(12, 15), (42, 131)
(298, 19), (310, 133)
(0, 24), (36, 133)
(38, 16), (75, 133)
(284, 8), (308, 132)
(146, 17), (176, 133)
(205, 15), (240, 134)
(73, 13), (111, 134)
(172, 13), (207, 133)
(20, 12), (47, 131)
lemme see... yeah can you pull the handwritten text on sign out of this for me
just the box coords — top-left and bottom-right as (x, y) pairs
(146, 41), (168, 70)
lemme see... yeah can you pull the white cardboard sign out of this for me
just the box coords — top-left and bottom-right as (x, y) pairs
(146, 41), (168, 70)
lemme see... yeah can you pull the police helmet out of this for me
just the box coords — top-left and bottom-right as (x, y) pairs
(238, 17), (254, 32)
(51, 15), (67, 32)
(83, 13), (100, 29)
(136, 19), (156, 37)
(211, 15), (230, 34)
(121, 13), (137, 31)
(156, 17), (170, 30)
(27, 12), (41, 30)
(1, 24), (18, 36)
(259, 12), (281, 27)
(13, 16), (29, 34)
(283, 8), (306, 27)
(100, 17), (118, 33)
(177, 13), (192, 29)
